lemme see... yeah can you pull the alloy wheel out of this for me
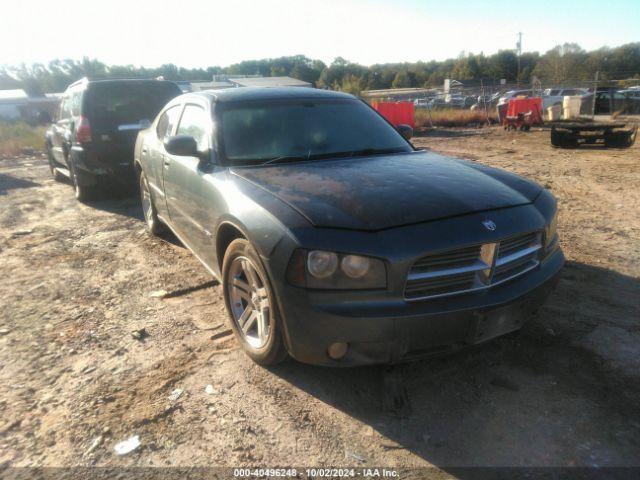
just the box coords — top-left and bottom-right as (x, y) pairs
(227, 256), (271, 349)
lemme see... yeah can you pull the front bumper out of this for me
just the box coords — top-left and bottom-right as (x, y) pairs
(275, 249), (564, 366)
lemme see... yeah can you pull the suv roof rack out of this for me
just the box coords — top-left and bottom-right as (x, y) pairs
(67, 76), (168, 89)
(67, 77), (90, 88)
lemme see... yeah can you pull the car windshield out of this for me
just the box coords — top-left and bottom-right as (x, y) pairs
(219, 99), (412, 165)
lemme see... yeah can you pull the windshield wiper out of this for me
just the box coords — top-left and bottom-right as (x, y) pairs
(346, 147), (408, 157)
(259, 147), (408, 166)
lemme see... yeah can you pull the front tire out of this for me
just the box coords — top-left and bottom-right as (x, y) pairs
(46, 146), (64, 182)
(222, 239), (288, 366)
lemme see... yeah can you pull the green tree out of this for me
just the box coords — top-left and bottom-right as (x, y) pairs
(391, 70), (411, 88)
(3, 45), (640, 95)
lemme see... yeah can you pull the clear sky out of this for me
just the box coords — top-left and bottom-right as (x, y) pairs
(1, 0), (638, 68)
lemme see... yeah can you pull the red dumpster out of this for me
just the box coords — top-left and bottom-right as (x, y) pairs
(371, 101), (415, 128)
(505, 97), (543, 125)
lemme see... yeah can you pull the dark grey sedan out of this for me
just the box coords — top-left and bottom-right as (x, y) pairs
(134, 87), (564, 366)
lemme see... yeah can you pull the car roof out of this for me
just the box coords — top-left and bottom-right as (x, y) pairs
(86, 79), (178, 87)
(186, 87), (355, 104)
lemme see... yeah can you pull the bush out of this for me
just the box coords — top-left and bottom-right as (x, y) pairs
(0, 122), (46, 157)
(415, 108), (498, 128)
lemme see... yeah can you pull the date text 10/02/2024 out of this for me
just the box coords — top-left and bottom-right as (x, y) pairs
(233, 468), (400, 478)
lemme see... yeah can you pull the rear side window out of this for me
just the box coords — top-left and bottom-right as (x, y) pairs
(83, 82), (181, 123)
(176, 105), (209, 150)
(60, 96), (72, 120)
(156, 105), (182, 141)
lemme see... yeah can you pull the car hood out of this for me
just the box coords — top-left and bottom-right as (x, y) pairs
(231, 151), (542, 231)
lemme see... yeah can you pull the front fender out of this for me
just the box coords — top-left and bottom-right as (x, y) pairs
(213, 213), (300, 357)
(215, 213), (287, 264)
(215, 172), (311, 261)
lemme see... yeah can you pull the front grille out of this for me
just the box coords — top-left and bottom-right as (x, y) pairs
(497, 231), (538, 258)
(405, 271), (477, 298)
(411, 245), (481, 273)
(405, 231), (542, 301)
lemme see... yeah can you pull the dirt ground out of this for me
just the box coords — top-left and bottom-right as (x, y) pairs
(1, 127), (639, 475)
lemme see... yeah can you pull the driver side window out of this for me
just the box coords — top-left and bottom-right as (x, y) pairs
(176, 105), (209, 150)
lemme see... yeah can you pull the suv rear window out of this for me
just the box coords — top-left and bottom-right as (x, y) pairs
(83, 82), (181, 124)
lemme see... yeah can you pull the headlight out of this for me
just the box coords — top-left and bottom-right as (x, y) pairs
(341, 255), (371, 279)
(307, 251), (338, 278)
(287, 250), (386, 290)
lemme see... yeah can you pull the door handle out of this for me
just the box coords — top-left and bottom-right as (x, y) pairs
(141, 148), (148, 154)
(163, 159), (171, 168)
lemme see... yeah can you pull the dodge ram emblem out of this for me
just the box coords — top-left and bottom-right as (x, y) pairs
(482, 220), (496, 231)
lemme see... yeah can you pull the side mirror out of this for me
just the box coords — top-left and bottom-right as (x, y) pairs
(397, 124), (413, 141)
(165, 135), (199, 157)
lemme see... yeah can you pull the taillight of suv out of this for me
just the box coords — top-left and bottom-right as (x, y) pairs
(76, 116), (92, 143)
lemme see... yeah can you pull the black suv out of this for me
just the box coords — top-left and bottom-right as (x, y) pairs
(45, 78), (182, 200)
(580, 87), (640, 115)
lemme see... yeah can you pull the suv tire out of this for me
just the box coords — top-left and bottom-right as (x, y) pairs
(47, 148), (64, 182)
(70, 162), (94, 202)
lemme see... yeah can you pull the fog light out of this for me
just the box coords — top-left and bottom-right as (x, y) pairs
(327, 342), (348, 360)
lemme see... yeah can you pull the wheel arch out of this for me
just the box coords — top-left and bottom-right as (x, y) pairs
(216, 221), (247, 272)
(134, 160), (143, 180)
(215, 216), (295, 357)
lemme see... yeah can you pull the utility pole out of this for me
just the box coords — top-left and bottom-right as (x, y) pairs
(591, 71), (599, 119)
(516, 32), (522, 87)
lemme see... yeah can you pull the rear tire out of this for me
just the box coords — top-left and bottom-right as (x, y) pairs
(70, 162), (94, 202)
(139, 171), (164, 235)
(222, 239), (288, 366)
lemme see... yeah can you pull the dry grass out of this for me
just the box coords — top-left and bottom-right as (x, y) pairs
(415, 108), (498, 128)
(0, 122), (46, 157)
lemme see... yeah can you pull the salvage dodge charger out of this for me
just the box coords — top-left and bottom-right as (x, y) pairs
(134, 87), (564, 366)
